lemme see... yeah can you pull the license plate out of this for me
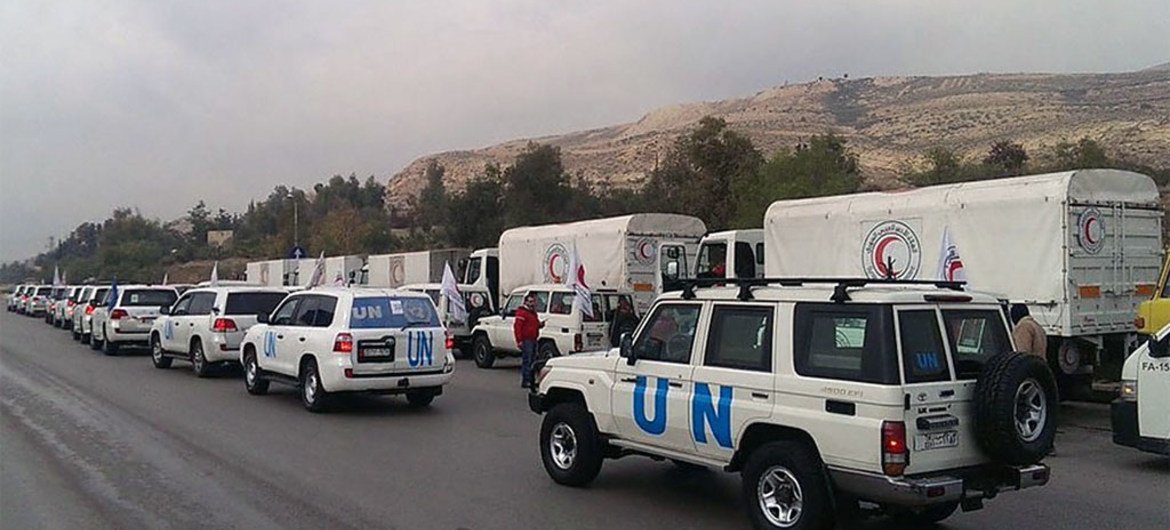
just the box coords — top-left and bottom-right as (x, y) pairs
(139, 317), (155, 323)
(359, 345), (394, 362)
(914, 430), (959, 451)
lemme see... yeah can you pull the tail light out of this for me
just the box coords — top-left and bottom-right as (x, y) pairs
(574, 333), (583, 352)
(212, 318), (238, 333)
(85, 305), (96, 315)
(882, 421), (909, 476)
(110, 309), (129, 320)
(67, 300), (76, 307)
(333, 332), (354, 354)
(445, 332), (456, 351)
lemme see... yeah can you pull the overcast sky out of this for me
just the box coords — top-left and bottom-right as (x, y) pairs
(2, 1), (1167, 261)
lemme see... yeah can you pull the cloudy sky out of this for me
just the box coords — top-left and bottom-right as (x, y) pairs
(2, 0), (1167, 261)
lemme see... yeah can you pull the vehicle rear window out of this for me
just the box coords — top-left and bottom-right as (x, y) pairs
(122, 290), (178, 307)
(91, 288), (109, 303)
(548, 292), (573, 315)
(794, 304), (898, 384)
(942, 309), (1012, 379)
(899, 310), (951, 383)
(350, 296), (440, 329)
(225, 292), (287, 316)
(36, 287), (51, 296)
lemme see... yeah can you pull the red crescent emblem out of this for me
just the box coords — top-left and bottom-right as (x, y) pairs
(947, 259), (964, 281)
(1083, 217), (1099, 245)
(874, 236), (899, 277)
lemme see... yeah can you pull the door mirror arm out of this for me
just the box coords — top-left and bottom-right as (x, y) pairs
(621, 332), (637, 366)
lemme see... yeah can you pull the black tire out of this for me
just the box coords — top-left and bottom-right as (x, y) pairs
(300, 359), (331, 412)
(741, 441), (834, 530)
(539, 403), (603, 487)
(151, 334), (172, 369)
(72, 328), (80, 341)
(891, 501), (959, 525)
(191, 339), (210, 378)
(473, 334), (495, 369)
(537, 341), (559, 363)
(90, 331), (103, 351)
(243, 349), (269, 395)
(973, 352), (1058, 465)
(83, 332), (92, 346)
(102, 328), (119, 356)
(406, 389), (436, 408)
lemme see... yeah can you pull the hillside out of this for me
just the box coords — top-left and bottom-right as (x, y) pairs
(387, 69), (1170, 207)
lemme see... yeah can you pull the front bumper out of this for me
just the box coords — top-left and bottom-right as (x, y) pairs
(828, 464), (1050, 508)
(1111, 399), (1170, 455)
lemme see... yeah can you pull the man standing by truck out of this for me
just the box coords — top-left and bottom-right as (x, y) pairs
(1011, 304), (1048, 358)
(514, 294), (544, 389)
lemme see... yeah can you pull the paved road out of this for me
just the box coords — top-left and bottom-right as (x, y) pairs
(1, 310), (1167, 530)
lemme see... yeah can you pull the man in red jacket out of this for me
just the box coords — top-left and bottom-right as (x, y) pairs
(514, 293), (544, 389)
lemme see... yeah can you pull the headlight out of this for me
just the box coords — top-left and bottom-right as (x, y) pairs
(1120, 380), (1138, 401)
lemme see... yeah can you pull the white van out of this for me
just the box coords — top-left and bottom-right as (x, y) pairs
(1112, 324), (1170, 455)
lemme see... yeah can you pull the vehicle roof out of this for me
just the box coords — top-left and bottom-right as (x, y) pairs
(656, 283), (1003, 305)
(400, 282), (487, 291)
(183, 286), (290, 295)
(290, 286), (431, 298)
(115, 285), (180, 291)
(705, 228), (764, 238)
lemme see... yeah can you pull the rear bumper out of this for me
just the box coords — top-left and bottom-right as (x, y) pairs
(1111, 399), (1170, 455)
(323, 367), (454, 393)
(106, 326), (150, 343)
(828, 463), (1050, 508)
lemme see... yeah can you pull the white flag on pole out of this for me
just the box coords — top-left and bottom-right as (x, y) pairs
(162, 272), (169, 285)
(936, 227), (967, 283)
(441, 261), (468, 323)
(307, 251), (327, 287)
(210, 261), (220, 287)
(52, 266), (62, 287)
(566, 242), (594, 318)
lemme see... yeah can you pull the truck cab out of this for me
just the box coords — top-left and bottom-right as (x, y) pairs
(696, 229), (764, 280)
(1112, 323), (1170, 455)
(1134, 246), (1170, 336)
(462, 248), (500, 309)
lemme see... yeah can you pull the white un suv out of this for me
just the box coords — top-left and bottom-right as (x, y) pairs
(90, 285), (179, 355)
(150, 286), (289, 377)
(528, 279), (1054, 530)
(240, 287), (455, 412)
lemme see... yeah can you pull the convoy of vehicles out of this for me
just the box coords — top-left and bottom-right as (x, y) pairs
(764, 169), (1162, 396)
(6, 167), (1168, 527)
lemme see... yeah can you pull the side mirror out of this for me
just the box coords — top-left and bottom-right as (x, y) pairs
(257, 313), (270, 324)
(159, 305), (170, 315)
(621, 332), (636, 366)
(211, 306), (221, 315)
(1151, 336), (1170, 358)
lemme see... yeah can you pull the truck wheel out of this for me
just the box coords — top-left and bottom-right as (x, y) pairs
(300, 360), (331, 412)
(151, 334), (172, 369)
(406, 389), (436, 408)
(102, 329), (120, 356)
(190, 339), (210, 378)
(243, 349), (269, 395)
(538, 341), (560, 363)
(742, 441), (833, 530)
(890, 501), (959, 525)
(974, 352), (1058, 465)
(540, 403), (603, 487)
(473, 335), (495, 369)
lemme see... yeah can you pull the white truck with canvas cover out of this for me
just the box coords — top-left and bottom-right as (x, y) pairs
(462, 248), (500, 311)
(325, 255), (364, 286)
(529, 278), (1053, 529)
(764, 169), (1162, 394)
(246, 259), (297, 287)
(364, 249), (471, 289)
(497, 214), (707, 314)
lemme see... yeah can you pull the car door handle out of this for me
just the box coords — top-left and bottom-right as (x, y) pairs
(277, 335), (285, 340)
(668, 381), (683, 388)
(619, 377), (637, 383)
(751, 392), (769, 400)
(298, 337), (306, 342)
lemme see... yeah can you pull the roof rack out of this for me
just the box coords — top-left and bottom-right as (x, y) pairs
(675, 277), (966, 303)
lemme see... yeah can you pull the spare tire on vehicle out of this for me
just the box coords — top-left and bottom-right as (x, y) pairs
(973, 352), (1058, 465)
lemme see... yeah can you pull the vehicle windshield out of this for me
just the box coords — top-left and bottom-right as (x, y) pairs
(91, 288), (109, 303)
(225, 292), (287, 316)
(465, 257), (482, 284)
(121, 289), (178, 307)
(350, 296), (441, 329)
(35, 287), (51, 296)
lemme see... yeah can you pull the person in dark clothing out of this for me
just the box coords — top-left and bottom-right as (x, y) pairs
(514, 294), (544, 389)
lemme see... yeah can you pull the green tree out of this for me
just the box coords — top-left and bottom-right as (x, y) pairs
(448, 164), (505, 248)
(501, 143), (575, 228)
(643, 116), (762, 230)
(983, 141), (1029, 175)
(416, 160), (449, 231)
(733, 134), (861, 227)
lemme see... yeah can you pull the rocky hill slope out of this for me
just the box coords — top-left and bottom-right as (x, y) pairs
(388, 69), (1170, 207)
